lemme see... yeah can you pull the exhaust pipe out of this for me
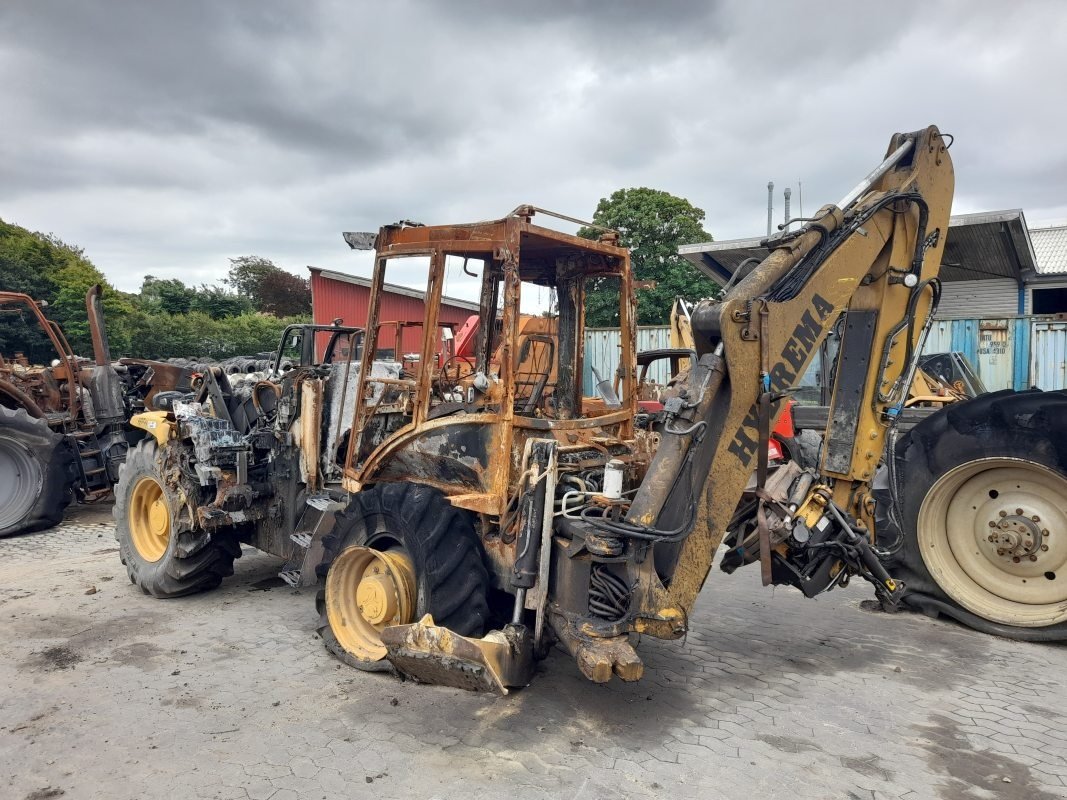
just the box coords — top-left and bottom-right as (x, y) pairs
(85, 284), (111, 366)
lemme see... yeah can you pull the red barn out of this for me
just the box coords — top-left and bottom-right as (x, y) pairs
(308, 267), (479, 359)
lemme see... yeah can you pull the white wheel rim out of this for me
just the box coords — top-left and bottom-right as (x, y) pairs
(0, 436), (42, 530)
(918, 457), (1067, 627)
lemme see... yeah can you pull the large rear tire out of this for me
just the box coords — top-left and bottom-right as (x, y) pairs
(315, 482), (489, 671)
(114, 438), (240, 597)
(884, 389), (1067, 640)
(0, 406), (74, 537)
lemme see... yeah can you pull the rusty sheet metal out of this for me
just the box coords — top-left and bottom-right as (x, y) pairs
(298, 378), (322, 491)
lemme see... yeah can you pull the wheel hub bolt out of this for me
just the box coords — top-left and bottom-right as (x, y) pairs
(1000, 510), (1008, 518)
(1032, 515), (1041, 522)
(1016, 508), (1024, 516)
(1030, 555), (1038, 562)
(1013, 556), (1021, 563)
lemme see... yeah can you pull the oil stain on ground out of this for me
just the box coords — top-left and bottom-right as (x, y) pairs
(917, 713), (1059, 800)
(20, 646), (82, 671)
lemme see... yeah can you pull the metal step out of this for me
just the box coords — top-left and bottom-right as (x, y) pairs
(274, 500), (340, 588)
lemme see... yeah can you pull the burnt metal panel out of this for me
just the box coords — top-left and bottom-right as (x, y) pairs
(793, 404), (936, 432)
(823, 310), (878, 474)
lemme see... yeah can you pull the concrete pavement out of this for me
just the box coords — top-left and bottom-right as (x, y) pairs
(2, 502), (1065, 800)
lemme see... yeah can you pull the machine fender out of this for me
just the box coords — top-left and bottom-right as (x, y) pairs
(130, 411), (176, 447)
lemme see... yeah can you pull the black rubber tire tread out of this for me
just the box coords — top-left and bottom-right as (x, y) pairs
(114, 438), (240, 598)
(0, 406), (75, 537)
(884, 388), (1067, 641)
(315, 482), (490, 671)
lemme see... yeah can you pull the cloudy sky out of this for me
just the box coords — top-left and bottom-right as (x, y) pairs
(3, 1), (1066, 302)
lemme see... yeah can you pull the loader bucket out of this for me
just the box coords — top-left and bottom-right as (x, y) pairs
(380, 615), (534, 695)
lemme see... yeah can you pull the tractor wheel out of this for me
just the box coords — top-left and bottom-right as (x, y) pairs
(114, 438), (241, 597)
(0, 406), (75, 537)
(316, 482), (489, 671)
(885, 389), (1067, 640)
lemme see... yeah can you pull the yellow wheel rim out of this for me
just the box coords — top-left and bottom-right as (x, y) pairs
(325, 545), (416, 662)
(128, 476), (171, 563)
(918, 457), (1067, 627)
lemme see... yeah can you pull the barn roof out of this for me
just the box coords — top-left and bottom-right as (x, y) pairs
(308, 266), (480, 312)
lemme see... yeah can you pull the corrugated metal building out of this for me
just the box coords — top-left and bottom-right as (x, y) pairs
(678, 209), (1041, 319)
(581, 210), (1067, 395)
(1029, 224), (1067, 315)
(308, 267), (479, 358)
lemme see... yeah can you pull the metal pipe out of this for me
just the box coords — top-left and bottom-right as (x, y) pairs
(766, 181), (774, 237)
(837, 140), (914, 211)
(511, 588), (527, 625)
(85, 284), (111, 366)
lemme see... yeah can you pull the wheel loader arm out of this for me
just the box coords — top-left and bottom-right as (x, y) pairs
(621, 126), (954, 629)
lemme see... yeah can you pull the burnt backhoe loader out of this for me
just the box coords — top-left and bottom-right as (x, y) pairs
(115, 126), (1067, 692)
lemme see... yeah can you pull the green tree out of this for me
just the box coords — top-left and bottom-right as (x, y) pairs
(579, 188), (719, 326)
(190, 285), (253, 319)
(227, 255), (311, 317)
(1, 218), (309, 362)
(0, 218), (70, 299)
(0, 218), (135, 355)
(226, 255), (278, 299)
(138, 276), (195, 315)
(49, 260), (135, 356)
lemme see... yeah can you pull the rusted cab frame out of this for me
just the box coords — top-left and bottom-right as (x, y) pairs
(342, 208), (636, 517)
(0, 291), (86, 420)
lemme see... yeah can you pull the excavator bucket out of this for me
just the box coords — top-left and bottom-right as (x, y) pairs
(380, 615), (534, 695)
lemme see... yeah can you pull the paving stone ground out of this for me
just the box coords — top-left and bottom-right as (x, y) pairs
(2, 502), (1066, 800)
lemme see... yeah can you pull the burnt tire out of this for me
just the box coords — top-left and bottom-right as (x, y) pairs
(315, 482), (490, 671)
(114, 438), (241, 597)
(883, 389), (1067, 641)
(0, 406), (75, 537)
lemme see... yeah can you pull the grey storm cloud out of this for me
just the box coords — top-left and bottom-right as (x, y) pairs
(2, 0), (1066, 297)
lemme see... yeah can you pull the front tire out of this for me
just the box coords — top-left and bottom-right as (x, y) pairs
(0, 406), (74, 537)
(114, 439), (240, 597)
(315, 482), (489, 671)
(884, 389), (1067, 640)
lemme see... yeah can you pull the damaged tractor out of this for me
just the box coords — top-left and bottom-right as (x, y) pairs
(115, 126), (1067, 692)
(0, 286), (195, 536)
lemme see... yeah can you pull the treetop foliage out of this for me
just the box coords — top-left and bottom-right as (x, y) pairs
(0, 217), (309, 361)
(227, 255), (312, 317)
(579, 188), (720, 327)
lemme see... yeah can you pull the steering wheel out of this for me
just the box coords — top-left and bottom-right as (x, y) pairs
(436, 355), (475, 399)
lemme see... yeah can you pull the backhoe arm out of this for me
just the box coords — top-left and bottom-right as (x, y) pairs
(620, 126), (954, 634)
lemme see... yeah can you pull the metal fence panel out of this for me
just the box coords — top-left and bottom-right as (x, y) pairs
(1031, 321), (1067, 390)
(583, 327), (671, 394)
(586, 316), (1057, 397)
(974, 319), (1015, 392)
